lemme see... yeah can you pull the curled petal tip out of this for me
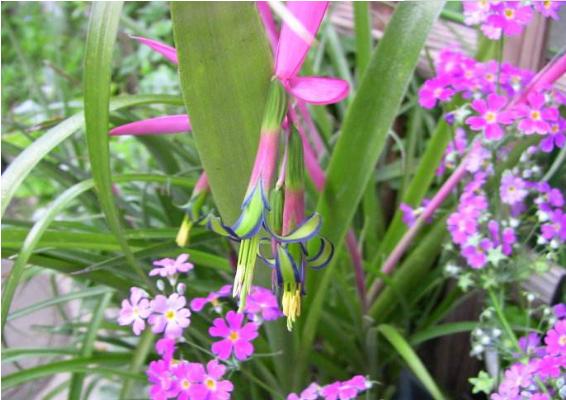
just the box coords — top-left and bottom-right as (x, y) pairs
(131, 35), (178, 64)
(286, 76), (349, 105)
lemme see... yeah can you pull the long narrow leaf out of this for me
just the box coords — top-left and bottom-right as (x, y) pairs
(378, 324), (446, 400)
(83, 2), (150, 286)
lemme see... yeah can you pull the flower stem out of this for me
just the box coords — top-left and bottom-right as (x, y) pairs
(367, 157), (469, 304)
(487, 288), (520, 353)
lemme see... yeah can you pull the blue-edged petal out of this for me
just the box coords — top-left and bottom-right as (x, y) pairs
(231, 184), (266, 239)
(306, 237), (334, 270)
(265, 213), (322, 244)
(200, 215), (239, 241)
(275, 245), (301, 286)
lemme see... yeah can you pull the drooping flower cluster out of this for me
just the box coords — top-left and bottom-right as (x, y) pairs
(287, 375), (372, 400)
(491, 304), (566, 400)
(410, 49), (566, 274)
(463, 1), (563, 40)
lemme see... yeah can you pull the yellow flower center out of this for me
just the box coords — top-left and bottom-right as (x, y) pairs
(551, 124), (559, 133)
(228, 330), (240, 341)
(530, 110), (541, 121)
(433, 88), (443, 97)
(559, 335), (566, 346)
(205, 378), (217, 390)
(132, 306), (139, 317)
(504, 8), (515, 19)
(165, 310), (176, 321)
(485, 73), (495, 82)
(181, 379), (191, 390)
(544, 0), (552, 9)
(485, 111), (497, 123)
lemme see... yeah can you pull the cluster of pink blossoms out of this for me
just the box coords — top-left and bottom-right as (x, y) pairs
(410, 49), (566, 270)
(463, 1), (562, 40)
(118, 254), (194, 337)
(491, 304), (566, 399)
(147, 338), (234, 400)
(118, 253), (371, 399)
(287, 375), (372, 400)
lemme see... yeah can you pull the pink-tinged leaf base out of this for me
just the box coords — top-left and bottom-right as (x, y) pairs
(247, 131), (280, 194)
(109, 115), (191, 136)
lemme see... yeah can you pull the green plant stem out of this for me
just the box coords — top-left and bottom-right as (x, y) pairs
(487, 288), (520, 352)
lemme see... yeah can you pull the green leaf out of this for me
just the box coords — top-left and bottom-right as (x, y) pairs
(378, 324), (446, 400)
(1, 94), (182, 218)
(1, 354), (141, 390)
(119, 329), (155, 399)
(1, 173), (201, 333)
(171, 2), (273, 222)
(300, 0), (444, 374)
(469, 371), (495, 395)
(369, 218), (447, 321)
(370, 120), (451, 274)
(7, 287), (112, 322)
(68, 291), (113, 400)
(353, 1), (372, 79)
(84, 1), (151, 286)
(410, 321), (477, 345)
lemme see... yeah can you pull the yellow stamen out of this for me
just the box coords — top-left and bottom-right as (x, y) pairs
(282, 285), (302, 331)
(485, 111), (497, 123)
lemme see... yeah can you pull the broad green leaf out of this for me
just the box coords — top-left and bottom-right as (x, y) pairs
(353, 2), (372, 78)
(171, 2), (273, 222)
(378, 324), (446, 400)
(83, 1), (150, 286)
(300, 1), (444, 375)
(1, 94), (182, 217)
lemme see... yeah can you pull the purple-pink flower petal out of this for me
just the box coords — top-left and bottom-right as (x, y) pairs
(110, 115), (191, 137)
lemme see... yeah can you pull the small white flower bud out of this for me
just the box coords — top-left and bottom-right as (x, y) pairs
(177, 282), (186, 295)
(156, 279), (166, 292)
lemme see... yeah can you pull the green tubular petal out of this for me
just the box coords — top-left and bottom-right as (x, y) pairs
(277, 245), (300, 290)
(268, 188), (284, 235)
(232, 184), (265, 238)
(306, 237), (335, 270)
(261, 80), (288, 132)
